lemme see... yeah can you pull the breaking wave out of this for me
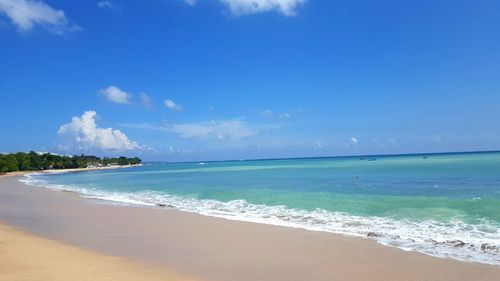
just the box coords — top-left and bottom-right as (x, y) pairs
(21, 174), (500, 265)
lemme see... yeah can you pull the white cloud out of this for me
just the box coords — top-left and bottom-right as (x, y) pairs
(99, 86), (154, 109)
(168, 146), (193, 154)
(315, 140), (323, 149)
(184, 0), (306, 16)
(164, 99), (183, 111)
(433, 134), (442, 143)
(139, 92), (153, 109)
(184, 0), (197, 6)
(261, 109), (273, 118)
(0, 0), (78, 33)
(58, 111), (141, 151)
(121, 119), (274, 141)
(342, 137), (358, 148)
(372, 138), (397, 147)
(279, 112), (291, 119)
(99, 85), (131, 104)
(167, 119), (258, 140)
(261, 110), (291, 119)
(220, 0), (306, 16)
(97, 1), (115, 9)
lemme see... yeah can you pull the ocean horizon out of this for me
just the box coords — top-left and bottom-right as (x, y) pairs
(146, 149), (500, 164)
(22, 151), (500, 265)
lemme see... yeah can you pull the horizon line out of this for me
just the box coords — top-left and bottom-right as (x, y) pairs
(147, 149), (500, 164)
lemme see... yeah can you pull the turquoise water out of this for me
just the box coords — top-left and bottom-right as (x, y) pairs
(23, 152), (500, 264)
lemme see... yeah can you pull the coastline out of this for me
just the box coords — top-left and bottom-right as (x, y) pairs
(0, 176), (499, 281)
(0, 164), (142, 178)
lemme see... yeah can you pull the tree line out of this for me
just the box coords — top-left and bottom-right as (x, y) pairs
(0, 151), (141, 173)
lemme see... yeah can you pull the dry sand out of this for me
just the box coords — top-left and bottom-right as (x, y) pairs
(0, 176), (499, 281)
(0, 224), (194, 281)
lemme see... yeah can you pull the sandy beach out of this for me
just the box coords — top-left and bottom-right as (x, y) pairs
(0, 224), (194, 281)
(4, 0), (498, 279)
(0, 164), (142, 178)
(0, 176), (499, 281)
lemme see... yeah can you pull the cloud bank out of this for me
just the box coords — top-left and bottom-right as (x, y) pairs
(0, 0), (78, 33)
(58, 111), (141, 151)
(121, 118), (275, 141)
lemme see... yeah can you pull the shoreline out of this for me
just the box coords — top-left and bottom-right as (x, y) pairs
(0, 164), (142, 178)
(0, 176), (499, 281)
(21, 168), (499, 266)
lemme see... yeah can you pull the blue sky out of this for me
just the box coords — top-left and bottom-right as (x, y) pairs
(1, 0), (499, 161)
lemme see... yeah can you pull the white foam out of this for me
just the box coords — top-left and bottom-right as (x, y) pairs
(21, 174), (500, 265)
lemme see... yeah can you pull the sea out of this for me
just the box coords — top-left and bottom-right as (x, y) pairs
(21, 151), (500, 265)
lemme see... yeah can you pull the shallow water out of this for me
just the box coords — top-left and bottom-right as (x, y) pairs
(22, 152), (500, 265)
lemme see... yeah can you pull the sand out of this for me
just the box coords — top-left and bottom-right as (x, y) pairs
(0, 224), (194, 281)
(0, 176), (499, 281)
(0, 164), (142, 178)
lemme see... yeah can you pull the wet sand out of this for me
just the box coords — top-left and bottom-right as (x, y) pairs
(0, 176), (499, 281)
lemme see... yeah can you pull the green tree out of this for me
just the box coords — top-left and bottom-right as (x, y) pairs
(0, 152), (141, 172)
(2, 154), (19, 172)
(0, 155), (7, 173)
(29, 151), (42, 170)
(15, 152), (31, 170)
(117, 156), (129, 165)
